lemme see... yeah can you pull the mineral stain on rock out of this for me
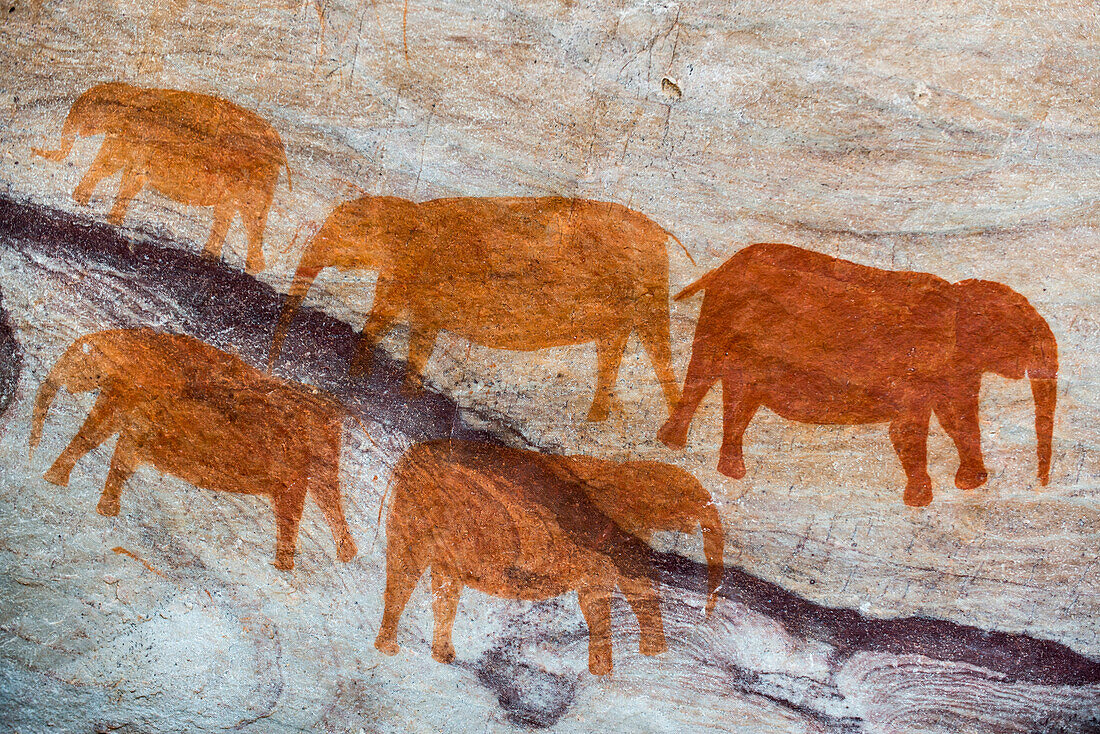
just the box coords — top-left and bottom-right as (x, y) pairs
(471, 645), (580, 729)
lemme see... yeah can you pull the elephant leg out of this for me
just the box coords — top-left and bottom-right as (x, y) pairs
(430, 567), (462, 664)
(403, 321), (440, 394)
(619, 575), (666, 656)
(201, 203), (236, 263)
(718, 370), (759, 480)
(350, 303), (398, 377)
(307, 477), (358, 562)
(43, 394), (122, 487)
(375, 549), (427, 656)
(577, 584), (614, 675)
(588, 330), (630, 422)
(97, 431), (141, 517)
(72, 140), (126, 207)
(934, 393), (987, 491)
(634, 298), (682, 418)
(889, 407), (934, 507)
(107, 169), (147, 227)
(658, 350), (722, 449)
(271, 484), (308, 570)
(239, 194), (272, 275)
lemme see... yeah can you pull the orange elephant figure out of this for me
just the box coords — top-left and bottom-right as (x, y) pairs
(33, 83), (291, 275)
(375, 439), (724, 674)
(658, 243), (1059, 507)
(269, 195), (689, 421)
(29, 328), (357, 570)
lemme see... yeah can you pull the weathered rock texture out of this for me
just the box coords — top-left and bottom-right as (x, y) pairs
(1, 0), (1099, 731)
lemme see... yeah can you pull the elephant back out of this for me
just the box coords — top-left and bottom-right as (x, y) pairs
(388, 440), (653, 596)
(396, 198), (672, 349)
(121, 88), (286, 178)
(85, 329), (340, 470)
(703, 243), (958, 386)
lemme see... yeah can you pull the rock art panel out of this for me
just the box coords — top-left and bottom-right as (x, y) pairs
(1, 0), (1098, 731)
(0, 195), (1096, 732)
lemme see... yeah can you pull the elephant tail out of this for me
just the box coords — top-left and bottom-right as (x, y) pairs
(32, 115), (78, 162)
(282, 151), (293, 193)
(674, 268), (719, 302)
(338, 408), (391, 525)
(268, 247), (325, 371)
(29, 373), (60, 457)
(665, 231), (696, 267)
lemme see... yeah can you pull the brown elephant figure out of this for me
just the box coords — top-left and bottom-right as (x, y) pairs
(33, 82), (291, 275)
(29, 328), (357, 570)
(268, 195), (689, 421)
(658, 243), (1058, 507)
(375, 439), (724, 674)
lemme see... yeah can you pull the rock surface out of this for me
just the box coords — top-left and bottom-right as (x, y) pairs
(1, 1), (1099, 731)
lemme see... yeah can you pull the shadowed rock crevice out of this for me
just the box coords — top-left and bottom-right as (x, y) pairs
(0, 291), (21, 420)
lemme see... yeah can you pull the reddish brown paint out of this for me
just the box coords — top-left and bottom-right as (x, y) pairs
(659, 243), (1058, 507)
(29, 328), (357, 570)
(33, 83), (291, 275)
(375, 439), (723, 674)
(269, 195), (686, 421)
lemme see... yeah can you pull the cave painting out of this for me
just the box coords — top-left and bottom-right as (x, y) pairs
(29, 328), (357, 570)
(375, 439), (723, 674)
(33, 83), (291, 275)
(269, 195), (689, 421)
(658, 243), (1058, 507)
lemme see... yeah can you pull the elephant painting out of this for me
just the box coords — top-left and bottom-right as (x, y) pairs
(375, 439), (723, 674)
(268, 195), (689, 421)
(29, 328), (357, 570)
(658, 243), (1058, 507)
(33, 83), (291, 275)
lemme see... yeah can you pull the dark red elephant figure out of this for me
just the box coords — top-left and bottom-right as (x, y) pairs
(658, 243), (1058, 507)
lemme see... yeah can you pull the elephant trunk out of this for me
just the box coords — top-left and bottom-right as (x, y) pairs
(30, 335), (92, 454)
(268, 248), (324, 371)
(699, 502), (724, 617)
(1031, 378), (1055, 485)
(29, 373), (62, 457)
(1028, 326), (1058, 486)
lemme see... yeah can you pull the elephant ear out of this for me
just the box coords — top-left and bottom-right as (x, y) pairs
(553, 457), (666, 538)
(954, 279), (1055, 380)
